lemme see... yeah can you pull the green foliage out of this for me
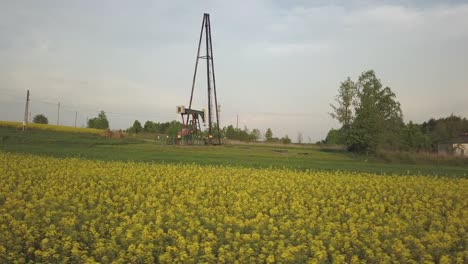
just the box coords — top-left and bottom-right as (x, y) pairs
(143, 120), (157, 133)
(129, 120), (143, 134)
(350, 71), (403, 152)
(330, 77), (356, 129)
(32, 114), (48, 124)
(87, 111), (109, 129)
(325, 129), (346, 145)
(401, 122), (431, 151)
(250, 129), (261, 142)
(165, 121), (183, 137)
(142, 121), (172, 134)
(328, 70), (467, 153)
(223, 126), (289, 144)
(326, 114), (468, 153)
(1, 126), (467, 176)
(265, 128), (273, 142)
(224, 125), (260, 142)
(133, 120), (185, 136)
(203, 123), (223, 139)
(330, 70), (403, 153)
(280, 135), (291, 144)
(422, 115), (468, 149)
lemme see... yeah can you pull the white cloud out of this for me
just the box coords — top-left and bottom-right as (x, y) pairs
(1, 1), (467, 140)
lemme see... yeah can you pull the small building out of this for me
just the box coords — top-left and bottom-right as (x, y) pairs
(438, 133), (468, 157)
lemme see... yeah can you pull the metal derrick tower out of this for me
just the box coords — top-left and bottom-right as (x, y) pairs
(177, 13), (221, 145)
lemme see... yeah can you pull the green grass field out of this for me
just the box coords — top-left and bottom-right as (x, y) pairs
(1, 126), (467, 176)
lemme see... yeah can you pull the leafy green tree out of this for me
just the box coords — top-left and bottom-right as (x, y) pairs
(427, 115), (468, 143)
(265, 128), (273, 142)
(420, 115), (468, 150)
(143, 121), (157, 133)
(165, 120), (183, 137)
(281, 135), (291, 144)
(348, 70), (403, 152)
(33, 114), (48, 124)
(401, 122), (431, 151)
(156, 122), (171, 134)
(330, 77), (357, 129)
(223, 125), (261, 142)
(249, 129), (261, 142)
(132, 120), (142, 134)
(325, 129), (345, 145)
(225, 125), (237, 139)
(87, 111), (109, 129)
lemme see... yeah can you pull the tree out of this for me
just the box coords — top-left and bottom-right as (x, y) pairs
(297, 132), (303, 144)
(422, 115), (468, 150)
(223, 125), (261, 142)
(156, 122), (171, 134)
(349, 70), (403, 152)
(330, 77), (357, 130)
(165, 121), (183, 137)
(325, 129), (345, 145)
(249, 129), (261, 141)
(281, 135), (291, 144)
(131, 120), (143, 134)
(87, 111), (109, 129)
(143, 121), (157, 133)
(401, 122), (431, 151)
(265, 128), (273, 142)
(33, 114), (48, 124)
(225, 125), (237, 140)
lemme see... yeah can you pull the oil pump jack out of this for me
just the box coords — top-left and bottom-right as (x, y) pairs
(176, 13), (221, 145)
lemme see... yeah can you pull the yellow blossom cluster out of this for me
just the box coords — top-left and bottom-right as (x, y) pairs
(0, 121), (105, 135)
(0, 153), (466, 263)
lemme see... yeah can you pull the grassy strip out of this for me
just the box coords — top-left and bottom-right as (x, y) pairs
(1, 126), (467, 177)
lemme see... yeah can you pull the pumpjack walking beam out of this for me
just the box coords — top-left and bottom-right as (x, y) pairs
(188, 13), (221, 145)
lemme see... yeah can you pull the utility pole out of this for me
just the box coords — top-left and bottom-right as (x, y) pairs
(57, 102), (60, 125)
(23, 90), (30, 131)
(74, 112), (77, 128)
(236, 114), (238, 129)
(29, 112), (32, 123)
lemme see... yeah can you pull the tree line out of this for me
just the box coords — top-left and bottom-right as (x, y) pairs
(126, 120), (293, 144)
(221, 126), (293, 143)
(126, 120), (183, 137)
(33, 109), (292, 143)
(327, 70), (468, 153)
(32, 109), (299, 144)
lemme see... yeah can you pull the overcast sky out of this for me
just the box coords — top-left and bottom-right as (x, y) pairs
(1, 0), (467, 141)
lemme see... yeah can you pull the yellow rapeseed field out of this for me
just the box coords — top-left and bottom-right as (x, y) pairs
(0, 121), (105, 136)
(1, 152), (467, 263)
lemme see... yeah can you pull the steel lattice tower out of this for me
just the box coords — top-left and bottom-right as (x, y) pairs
(187, 13), (221, 145)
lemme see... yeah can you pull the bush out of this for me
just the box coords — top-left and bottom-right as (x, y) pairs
(32, 114), (48, 124)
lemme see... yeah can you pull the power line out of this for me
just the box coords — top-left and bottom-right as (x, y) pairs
(32, 99), (57, 106)
(2, 90), (321, 128)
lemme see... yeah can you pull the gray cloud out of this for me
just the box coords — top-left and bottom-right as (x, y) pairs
(1, 1), (467, 141)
